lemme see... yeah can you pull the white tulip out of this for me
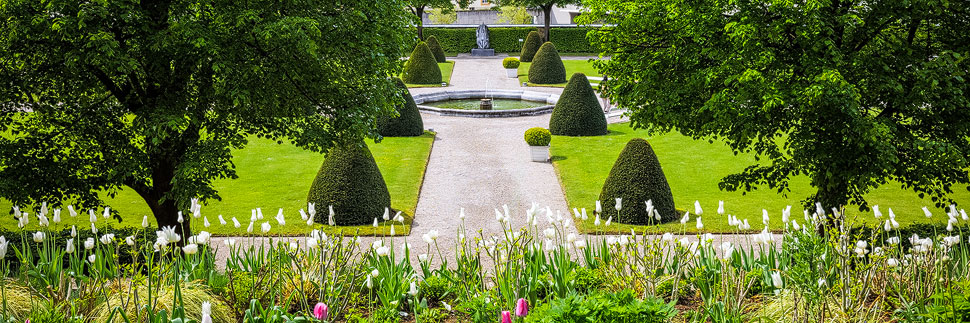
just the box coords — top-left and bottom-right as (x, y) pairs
(232, 217), (241, 228)
(595, 200), (602, 214)
(328, 205), (336, 226)
(224, 239), (236, 248)
(418, 253), (428, 262)
(605, 216), (612, 227)
(543, 227), (556, 239)
(371, 269), (380, 277)
(89, 209), (97, 223)
(65, 238), (75, 254)
(594, 214), (601, 226)
(376, 246), (389, 257)
(52, 209), (61, 223)
(261, 222), (271, 233)
(408, 281), (419, 296)
(201, 301), (212, 323)
(299, 208), (309, 221)
(394, 211), (405, 224)
(680, 212), (689, 224)
(142, 215), (149, 228)
(390, 225), (396, 236)
(887, 258), (899, 267)
(615, 198), (622, 211)
(177, 211), (184, 223)
(382, 207), (390, 221)
(782, 205), (791, 223)
(653, 210), (661, 221)
(71, 225), (77, 238)
(459, 208), (466, 220)
(103, 207), (111, 219)
(307, 237), (319, 249)
(581, 208), (588, 220)
(182, 244), (199, 255)
(771, 271), (783, 289)
(0, 236), (8, 258)
(99, 234), (115, 245)
(203, 216), (211, 228)
(373, 218), (379, 228)
(84, 237), (95, 250)
(68, 205), (77, 217)
(158, 226), (181, 244)
(661, 233), (674, 242)
(246, 222), (254, 233)
(125, 236), (136, 246)
(218, 214), (226, 225)
(922, 206), (932, 218)
(696, 217), (703, 230)
(762, 209), (770, 226)
(694, 200), (702, 216)
(961, 209), (968, 221)
(91, 223), (98, 235)
(88, 254), (96, 264)
(256, 208), (264, 220)
(275, 208), (285, 226)
(873, 205), (882, 218)
(308, 203), (316, 218)
(720, 242), (734, 260)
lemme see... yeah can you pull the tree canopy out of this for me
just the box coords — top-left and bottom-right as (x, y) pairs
(0, 0), (412, 235)
(408, 0), (471, 39)
(497, 0), (580, 42)
(581, 1), (970, 213)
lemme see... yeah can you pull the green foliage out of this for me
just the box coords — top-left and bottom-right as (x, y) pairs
(90, 282), (235, 323)
(378, 79), (425, 137)
(520, 31), (543, 62)
(524, 127), (552, 146)
(458, 292), (502, 323)
(427, 8), (457, 25)
(580, 0), (970, 210)
(572, 267), (606, 294)
(307, 142), (391, 225)
(0, 0), (413, 236)
(497, 6), (534, 24)
(528, 42), (567, 84)
(498, 0), (582, 41)
(402, 42), (443, 85)
(548, 73), (606, 136)
(419, 275), (453, 304)
(419, 27), (592, 54)
(425, 36), (447, 63)
(598, 138), (677, 224)
(524, 289), (676, 323)
(0, 227), (155, 271)
(502, 57), (521, 69)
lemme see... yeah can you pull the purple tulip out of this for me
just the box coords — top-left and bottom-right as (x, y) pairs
(314, 303), (328, 321)
(501, 310), (512, 323)
(515, 298), (529, 317)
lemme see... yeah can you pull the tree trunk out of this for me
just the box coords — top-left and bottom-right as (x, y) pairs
(132, 154), (192, 244)
(416, 6), (426, 40)
(811, 175), (849, 235)
(543, 5), (552, 43)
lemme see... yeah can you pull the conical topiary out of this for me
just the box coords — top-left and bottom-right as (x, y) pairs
(307, 142), (391, 225)
(426, 36), (447, 63)
(528, 42), (566, 84)
(378, 78), (424, 137)
(598, 138), (677, 224)
(520, 31), (542, 62)
(548, 73), (607, 136)
(402, 42), (442, 84)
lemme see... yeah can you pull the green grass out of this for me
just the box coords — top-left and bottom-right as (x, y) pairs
(517, 60), (603, 88)
(0, 132), (436, 236)
(552, 123), (968, 234)
(405, 61), (454, 88)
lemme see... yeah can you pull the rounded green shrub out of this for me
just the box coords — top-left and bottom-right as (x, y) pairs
(425, 36), (447, 63)
(402, 42), (442, 85)
(503, 57), (520, 69)
(519, 31), (542, 62)
(528, 42), (566, 84)
(598, 138), (677, 224)
(524, 127), (551, 146)
(307, 142), (391, 225)
(549, 73), (607, 136)
(378, 78), (424, 137)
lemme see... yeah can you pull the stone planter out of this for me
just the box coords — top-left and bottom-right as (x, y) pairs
(530, 145), (549, 162)
(506, 68), (518, 78)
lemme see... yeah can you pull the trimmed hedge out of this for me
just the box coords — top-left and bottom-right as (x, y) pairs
(307, 142), (391, 225)
(378, 79), (425, 137)
(598, 138), (678, 224)
(502, 57), (520, 69)
(529, 42), (567, 84)
(520, 31), (542, 61)
(549, 73), (607, 136)
(426, 36), (447, 63)
(418, 27), (594, 54)
(524, 127), (551, 146)
(0, 226), (164, 271)
(402, 42), (442, 84)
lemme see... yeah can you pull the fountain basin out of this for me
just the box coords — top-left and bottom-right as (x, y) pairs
(413, 90), (559, 118)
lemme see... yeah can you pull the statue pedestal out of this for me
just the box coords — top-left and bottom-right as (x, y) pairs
(471, 48), (495, 57)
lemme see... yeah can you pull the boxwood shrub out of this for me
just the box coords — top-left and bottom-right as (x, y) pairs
(598, 138), (678, 224)
(520, 31), (542, 61)
(307, 142), (391, 225)
(425, 35), (447, 63)
(502, 57), (520, 69)
(402, 42), (442, 84)
(524, 127), (551, 146)
(528, 42), (567, 84)
(548, 73), (607, 136)
(378, 78), (424, 137)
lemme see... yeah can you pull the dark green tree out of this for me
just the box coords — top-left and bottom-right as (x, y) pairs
(307, 142), (391, 225)
(408, 0), (471, 40)
(403, 42), (443, 84)
(599, 138), (677, 224)
(0, 0), (411, 237)
(378, 79), (425, 137)
(497, 0), (580, 42)
(529, 42), (567, 84)
(426, 36), (447, 63)
(581, 1), (970, 215)
(549, 73), (607, 136)
(520, 31), (543, 62)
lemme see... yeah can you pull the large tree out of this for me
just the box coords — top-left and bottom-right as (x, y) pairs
(408, 0), (470, 40)
(498, 0), (580, 42)
(0, 0), (412, 237)
(580, 1), (970, 215)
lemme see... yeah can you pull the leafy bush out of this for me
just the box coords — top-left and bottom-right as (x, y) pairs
(458, 292), (502, 323)
(520, 31), (542, 62)
(419, 275), (453, 304)
(425, 36), (447, 63)
(524, 289), (676, 323)
(598, 138), (678, 224)
(402, 42), (442, 84)
(548, 73), (607, 136)
(418, 27), (593, 54)
(378, 78), (424, 137)
(306, 141), (391, 225)
(528, 42), (566, 84)
(573, 267), (606, 294)
(502, 57), (520, 69)
(524, 127), (551, 146)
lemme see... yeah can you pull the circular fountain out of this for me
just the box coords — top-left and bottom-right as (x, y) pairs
(413, 89), (559, 118)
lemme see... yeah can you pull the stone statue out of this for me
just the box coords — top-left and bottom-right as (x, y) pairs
(476, 23), (490, 49)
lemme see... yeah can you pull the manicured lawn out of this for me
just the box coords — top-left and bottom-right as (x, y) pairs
(552, 123), (968, 234)
(517, 60), (603, 87)
(405, 61), (454, 88)
(0, 132), (436, 236)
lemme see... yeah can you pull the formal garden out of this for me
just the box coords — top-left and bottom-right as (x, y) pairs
(1, 0), (968, 322)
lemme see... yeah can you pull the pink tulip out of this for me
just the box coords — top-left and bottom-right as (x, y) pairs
(314, 303), (328, 321)
(515, 298), (529, 317)
(501, 310), (512, 323)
